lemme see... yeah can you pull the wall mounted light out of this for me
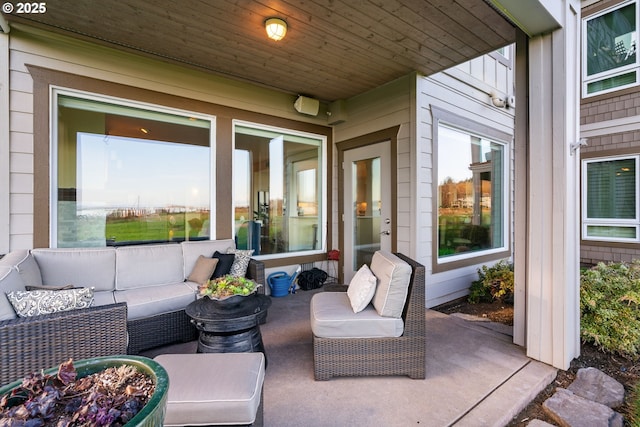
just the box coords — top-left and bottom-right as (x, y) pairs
(265, 18), (287, 41)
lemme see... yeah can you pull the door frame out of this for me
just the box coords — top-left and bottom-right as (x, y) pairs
(336, 126), (399, 283)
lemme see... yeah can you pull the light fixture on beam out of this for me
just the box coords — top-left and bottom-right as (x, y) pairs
(265, 18), (287, 41)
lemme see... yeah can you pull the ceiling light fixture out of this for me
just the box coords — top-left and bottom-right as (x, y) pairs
(265, 18), (287, 41)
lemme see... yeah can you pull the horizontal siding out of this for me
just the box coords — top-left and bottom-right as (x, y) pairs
(417, 63), (515, 307)
(333, 75), (414, 264)
(0, 33), (9, 254)
(4, 25), (331, 252)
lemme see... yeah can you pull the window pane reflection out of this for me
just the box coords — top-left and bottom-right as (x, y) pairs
(234, 124), (324, 256)
(437, 124), (505, 259)
(56, 94), (212, 247)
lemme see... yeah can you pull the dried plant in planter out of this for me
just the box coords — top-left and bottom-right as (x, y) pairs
(0, 358), (155, 426)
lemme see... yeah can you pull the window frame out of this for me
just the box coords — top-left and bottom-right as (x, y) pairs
(50, 86), (217, 247)
(582, 0), (640, 98)
(232, 119), (328, 260)
(582, 154), (640, 243)
(431, 107), (512, 273)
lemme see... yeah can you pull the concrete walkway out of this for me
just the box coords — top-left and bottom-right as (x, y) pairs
(145, 289), (557, 426)
(260, 290), (556, 426)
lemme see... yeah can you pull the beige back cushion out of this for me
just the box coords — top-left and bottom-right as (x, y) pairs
(370, 251), (412, 318)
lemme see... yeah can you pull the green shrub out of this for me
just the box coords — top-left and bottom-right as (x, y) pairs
(468, 260), (514, 304)
(629, 381), (640, 427)
(580, 260), (640, 358)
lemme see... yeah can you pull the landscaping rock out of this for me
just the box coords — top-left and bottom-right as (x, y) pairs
(543, 388), (623, 427)
(566, 367), (625, 407)
(527, 419), (555, 427)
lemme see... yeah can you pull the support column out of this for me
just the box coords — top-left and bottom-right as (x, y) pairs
(523, 0), (581, 370)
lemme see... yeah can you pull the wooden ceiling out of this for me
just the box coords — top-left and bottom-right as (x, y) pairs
(4, 0), (516, 102)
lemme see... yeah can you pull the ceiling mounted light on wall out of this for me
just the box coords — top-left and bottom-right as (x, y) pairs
(265, 18), (287, 41)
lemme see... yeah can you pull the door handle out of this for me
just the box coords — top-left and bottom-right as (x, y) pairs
(380, 230), (390, 235)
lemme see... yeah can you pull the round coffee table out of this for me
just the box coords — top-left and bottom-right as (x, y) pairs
(185, 294), (271, 363)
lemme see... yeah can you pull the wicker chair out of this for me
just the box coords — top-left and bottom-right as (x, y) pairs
(0, 303), (128, 385)
(312, 253), (426, 380)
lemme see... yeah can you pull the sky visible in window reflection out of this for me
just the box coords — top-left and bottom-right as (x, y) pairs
(77, 132), (210, 212)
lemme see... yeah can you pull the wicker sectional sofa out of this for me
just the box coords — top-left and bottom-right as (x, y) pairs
(0, 239), (264, 384)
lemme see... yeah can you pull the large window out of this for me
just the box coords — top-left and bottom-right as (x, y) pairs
(583, 155), (639, 242)
(583, 1), (639, 97)
(437, 124), (508, 263)
(233, 122), (325, 257)
(53, 91), (213, 247)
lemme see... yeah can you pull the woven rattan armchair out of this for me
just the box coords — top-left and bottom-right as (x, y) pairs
(0, 302), (128, 385)
(312, 253), (426, 380)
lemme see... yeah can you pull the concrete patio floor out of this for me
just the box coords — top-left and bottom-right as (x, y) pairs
(144, 288), (557, 426)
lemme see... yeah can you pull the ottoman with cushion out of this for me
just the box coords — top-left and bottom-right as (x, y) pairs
(154, 353), (265, 426)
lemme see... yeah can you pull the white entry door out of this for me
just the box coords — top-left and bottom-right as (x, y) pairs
(343, 141), (392, 282)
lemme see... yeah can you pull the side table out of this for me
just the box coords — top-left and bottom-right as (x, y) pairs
(185, 294), (272, 364)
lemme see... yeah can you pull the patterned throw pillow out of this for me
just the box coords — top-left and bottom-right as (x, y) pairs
(226, 248), (254, 277)
(6, 287), (94, 318)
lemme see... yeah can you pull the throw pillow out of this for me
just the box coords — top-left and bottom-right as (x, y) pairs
(347, 264), (378, 313)
(187, 256), (219, 285)
(6, 287), (94, 318)
(226, 248), (254, 277)
(211, 251), (235, 279)
(25, 284), (75, 291)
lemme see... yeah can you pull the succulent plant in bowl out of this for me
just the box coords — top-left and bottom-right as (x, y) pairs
(198, 275), (261, 300)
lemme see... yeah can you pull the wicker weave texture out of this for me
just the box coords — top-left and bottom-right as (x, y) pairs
(127, 309), (198, 355)
(0, 303), (128, 385)
(127, 257), (266, 354)
(313, 253), (426, 380)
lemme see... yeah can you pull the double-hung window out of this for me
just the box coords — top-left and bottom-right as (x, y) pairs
(53, 89), (214, 247)
(582, 155), (639, 242)
(583, 0), (639, 97)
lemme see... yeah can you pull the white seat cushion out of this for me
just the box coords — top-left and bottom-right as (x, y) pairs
(114, 282), (195, 320)
(370, 250), (412, 318)
(155, 353), (265, 426)
(310, 291), (404, 338)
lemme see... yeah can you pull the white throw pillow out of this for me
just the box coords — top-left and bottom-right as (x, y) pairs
(346, 264), (378, 313)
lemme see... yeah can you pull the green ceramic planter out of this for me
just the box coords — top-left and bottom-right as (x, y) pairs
(0, 355), (169, 427)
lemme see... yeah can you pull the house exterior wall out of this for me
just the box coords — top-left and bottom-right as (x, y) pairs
(580, 0), (640, 266)
(333, 53), (516, 308)
(1, 25), (330, 255)
(418, 59), (516, 307)
(2, 23), (516, 309)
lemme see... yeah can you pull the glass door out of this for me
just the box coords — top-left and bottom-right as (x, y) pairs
(343, 141), (392, 282)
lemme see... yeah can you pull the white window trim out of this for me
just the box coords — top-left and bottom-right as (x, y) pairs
(49, 86), (217, 247)
(582, 0), (640, 98)
(232, 119), (328, 260)
(582, 154), (640, 243)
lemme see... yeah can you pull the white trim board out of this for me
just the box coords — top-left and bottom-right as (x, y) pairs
(581, 116), (640, 138)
